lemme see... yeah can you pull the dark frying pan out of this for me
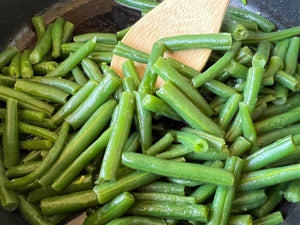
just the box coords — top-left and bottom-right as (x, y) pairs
(0, 0), (299, 224)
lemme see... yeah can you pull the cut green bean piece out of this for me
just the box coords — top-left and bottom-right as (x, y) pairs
(284, 37), (299, 74)
(252, 211), (283, 225)
(20, 49), (33, 78)
(145, 132), (174, 155)
(46, 37), (97, 77)
(2, 98), (19, 168)
(8, 53), (21, 78)
(221, 18), (249, 41)
(71, 66), (88, 85)
(81, 58), (103, 82)
(73, 32), (117, 44)
(122, 152), (234, 186)
(107, 216), (167, 225)
(229, 136), (251, 157)
(62, 21), (75, 44)
(5, 161), (42, 179)
(155, 144), (193, 159)
(137, 181), (185, 196)
(20, 139), (53, 150)
(83, 192), (135, 225)
(0, 47), (19, 70)
(31, 16), (46, 40)
(113, 41), (149, 64)
(273, 38), (290, 61)
(275, 70), (299, 91)
(52, 17), (64, 58)
(33, 61), (58, 75)
(252, 40), (271, 67)
(99, 92), (135, 181)
(284, 178), (300, 203)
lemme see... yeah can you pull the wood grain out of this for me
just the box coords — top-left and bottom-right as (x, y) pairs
(111, 0), (230, 87)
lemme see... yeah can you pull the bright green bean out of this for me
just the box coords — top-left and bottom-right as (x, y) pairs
(145, 132), (174, 155)
(51, 17), (64, 58)
(20, 49), (33, 78)
(81, 58), (103, 82)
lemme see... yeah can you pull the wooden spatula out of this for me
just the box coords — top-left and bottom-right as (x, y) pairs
(111, 0), (230, 87)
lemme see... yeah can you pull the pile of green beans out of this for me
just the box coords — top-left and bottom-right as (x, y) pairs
(0, 1), (300, 225)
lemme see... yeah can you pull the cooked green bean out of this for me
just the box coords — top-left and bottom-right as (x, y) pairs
(52, 127), (112, 191)
(8, 53), (21, 78)
(20, 139), (53, 150)
(51, 17), (64, 58)
(28, 76), (80, 95)
(225, 12), (258, 31)
(14, 79), (69, 104)
(284, 37), (299, 74)
(221, 18), (249, 41)
(0, 74), (16, 87)
(262, 56), (283, 86)
(5, 161), (42, 179)
(122, 59), (141, 86)
(38, 99), (116, 187)
(229, 215), (252, 225)
(81, 58), (103, 82)
(273, 38), (290, 61)
(46, 37), (97, 77)
(61, 42), (115, 54)
(73, 32), (117, 44)
(71, 66), (88, 85)
(65, 74), (120, 129)
(5, 122), (69, 189)
(252, 211), (283, 225)
(122, 152), (234, 186)
(145, 132), (174, 156)
(84, 192), (135, 225)
(0, 47), (19, 70)
(127, 201), (209, 222)
(235, 45), (253, 64)
(61, 21), (75, 44)
(137, 181), (185, 196)
(32, 61), (58, 75)
(31, 16), (46, 40)
(284, 178), (300, 203)
(155, 144), (193, 159)
(274, 70), (299, 91)
(192, 41), (241, 88)
(29, 24), (53, 64)
(252, 40), (271, 67)
(227, 6), (276, 32)
(0, 151), (18, 212)
(99, 92), (135, 181)
(229, 136), (251, 157)
(20, 49), (33, 78)
(2, 98), (19, 168)
(124, 132), (140, 153)
(113, 41), (149, 64)
(51, 79), (97, 125)
(107, 216), (167, 225)
(224, 61), (248, 79)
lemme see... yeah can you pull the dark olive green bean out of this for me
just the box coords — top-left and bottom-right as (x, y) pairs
(31, 16), (46, 40)
(8, 53), (21, 78)
(20, 49), (33, 78)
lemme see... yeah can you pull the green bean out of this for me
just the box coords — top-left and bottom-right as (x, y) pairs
(71, 66), (88, 85)
(0, 47), (19, 70)
(8, 53), (21, 78)
(229, 136), (251, 157)
(166, 82), (225, 135)
(124, 132), (140, 153)
(122, 152), (234, 186)
(255, 105), (300, 135)
(159, 33), (232, 51)
(231, 189), (267, 214)
(145, 132), (174, 155)
(21, 151), (42, 164)
(283, 37), (299, 74)
(20, 139), (53, 150)
(218, 93), (242, 130)
(133, 192), (196, 205)
(38, 99), (116, 187)
(99, 92), (135, 181)
(2, 98), (19, 168)
(62, 42), (115, 54)
(26, 118), (57, 130)
(94, 171), (160, 204)
(273, 38), (290, 61)
(107, 216), (167, 225)
(0, 74), (16, 87)
(52, 127), (111, 191)
(65, 74), (120, 129)
(227, 6), (276, 32)
(5, 161), (42, 179)
(239, 163), (300, 192)
(262, 56), (283, 86)
(122, 59), (141, 86)
(243, 26), (300, 44)
(84, 192), (135, 225)
(284, 178), (300, 203)
(46, 37), (97, 77)
(73, 32), (117, 44)
(31, 16), (46, 40)
(51, 79), (97, 125)
(273, 83), (288, 105)
(225, 13), (258, 32)
(251, 183), (287, 218)
(123, 76), (138, 92)
(18, 195), (51, 225)
(51, 17), (64, 58)
(221, 18), (249, 41)
(20, 49), (33, 78)
(137, 181), (185, 196)
(87, 52), (112, 64)
(229, 215), (252, 225)
(134, 91), (152, 152)
(127, 201), (209, 222)
(14, 79), (69, 104)
(32, 61), (58, 75)
(113, 41), (149, 64)
(5, 122), (69, 189)
(28, 76), (81, 95)
(252, 40), (271, 67)
(116, 25), (132, 40)
(235, 46), (253, 64)
(155, 144), (193, 159)
(208, 156), (244, 225)
(274, 70), (299, 91)
(184, 147), (229, 161)
(224, 61), (248, 79)
(239, 102), (259, 153)
(40, 189), (99, 216)
(81, 58), (103, 82)
(190, 183), (217, 204)
(252, 211), (283, 225)
(29, 24), (53, 64)
(192, 41), (241, 88)
(28, 174), (93, 203)
(244, 135), (296, 172)
(0, 151), (18, 212)
(114, 0), (159, 11)
(205, 79), (238, 98)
